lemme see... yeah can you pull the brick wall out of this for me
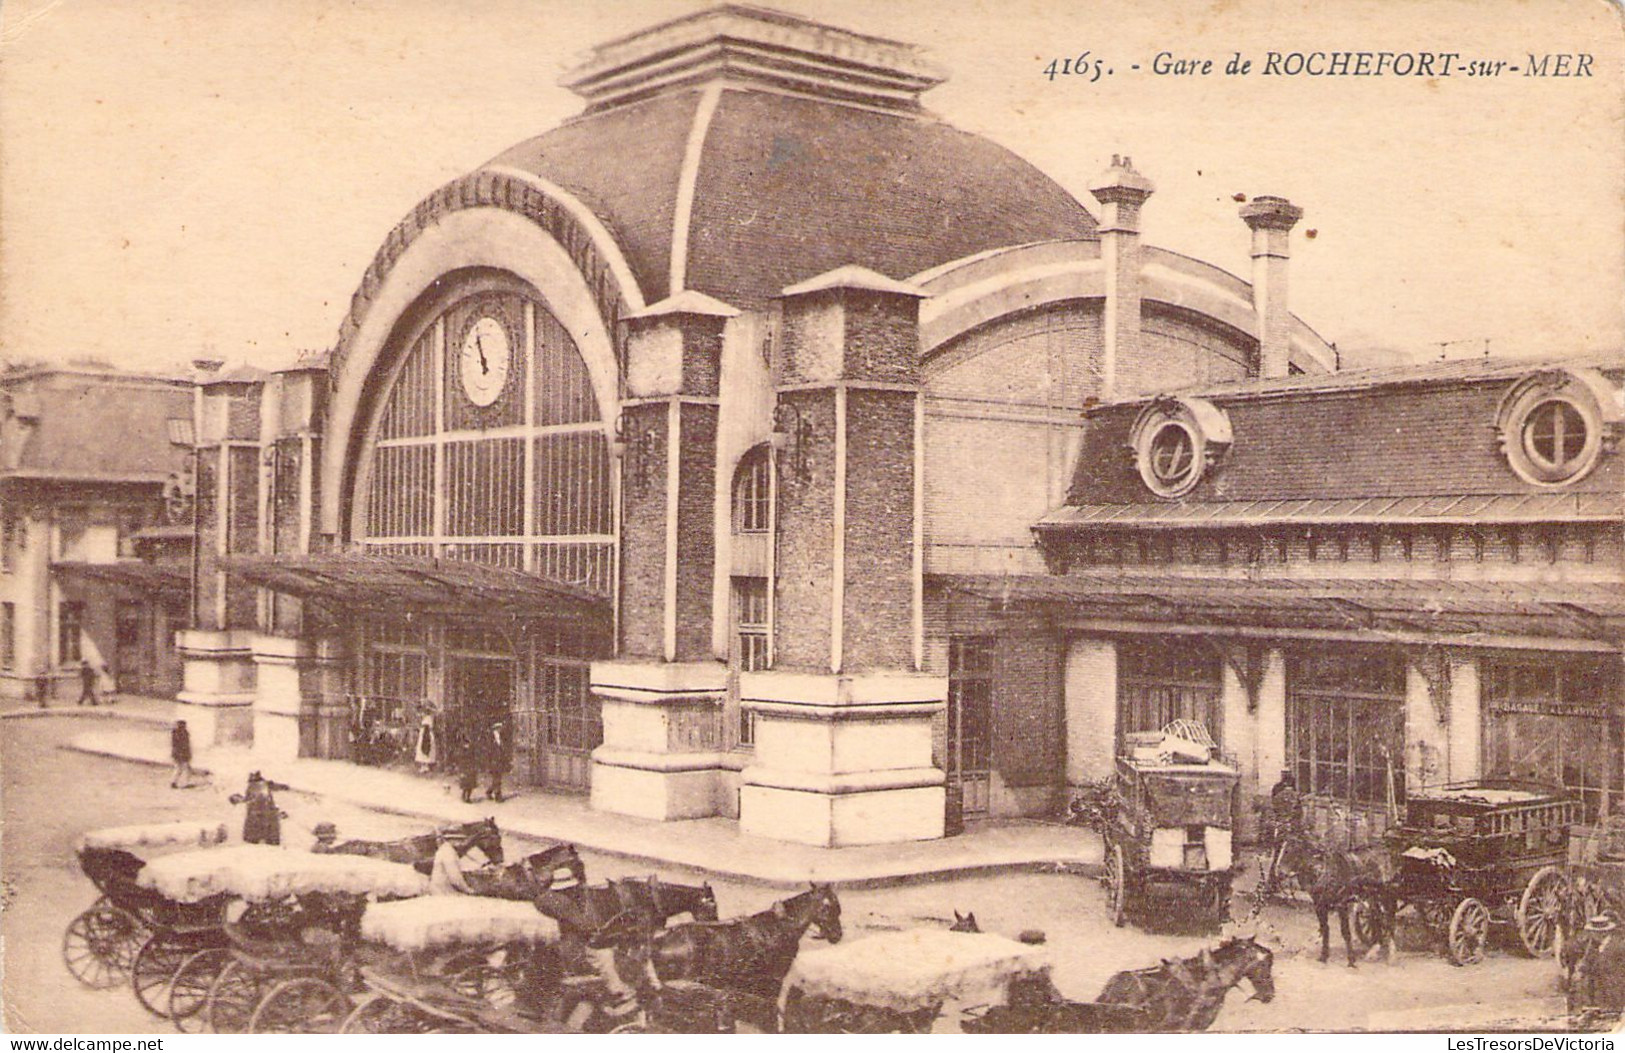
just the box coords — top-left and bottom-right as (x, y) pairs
(617, 403), (669, 659)
(841, 390), (914, 671)
(771, 390), (834, 671)
(1118, 306), (1254, 397)
(843, 294), (919, 384)
(674, 405), (717, 660)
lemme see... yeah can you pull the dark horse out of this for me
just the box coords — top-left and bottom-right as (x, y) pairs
(537, 875), (720, 936)
(591, 883), (843, 1032)
(460, 846), (594, 900)
(1276, 833), (1396, 967)
(1094, 936), (1276, 1032)
(315, 817), (508, 876)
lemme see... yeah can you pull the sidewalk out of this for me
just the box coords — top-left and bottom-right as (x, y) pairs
(54, 705), (1102, 889)
(1, 692), (176, 726)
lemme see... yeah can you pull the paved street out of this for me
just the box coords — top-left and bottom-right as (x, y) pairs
(2, 712), (1573, 1033)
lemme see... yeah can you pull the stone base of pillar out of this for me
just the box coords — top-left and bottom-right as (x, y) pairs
(738, 671), (947, 847)
(176, 629), (258, 746)
(589, 660), (727, 821)
(252, 635), (346, 763)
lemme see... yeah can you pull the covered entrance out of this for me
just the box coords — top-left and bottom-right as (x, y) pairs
(1483, 655), (1622, 821)
(231, 554), (611, 792)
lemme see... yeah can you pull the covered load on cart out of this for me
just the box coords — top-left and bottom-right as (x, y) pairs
(1101, 722), (1239, 929)
(134, 845), (428, 1033)
(64, 820), (231, 1008)
(778, 929), (1139, 1033)
(340, 896), (565, 1033)
(1383, 780), (1578, 965)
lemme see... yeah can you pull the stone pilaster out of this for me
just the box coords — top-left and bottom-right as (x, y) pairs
(591, 292), (736, 819)
(1240, 196), (1304, 379)
(1089, 156), (1154, 401)
(1064, 636), (1117, 785)
(738, 266), (945, 846)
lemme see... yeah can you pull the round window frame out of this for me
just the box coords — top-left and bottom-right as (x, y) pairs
(1499, 379), (1607, 489)
(1144, 420), (1199, 494)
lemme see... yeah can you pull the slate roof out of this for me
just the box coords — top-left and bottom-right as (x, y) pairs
(1062, 352), (1625, 507)
(487, 86), (1097, 308)
(1, 372), (192, 482)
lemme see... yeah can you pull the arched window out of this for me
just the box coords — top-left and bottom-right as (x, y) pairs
(732, 445), (771, 534)
(357, 280), (613, 593)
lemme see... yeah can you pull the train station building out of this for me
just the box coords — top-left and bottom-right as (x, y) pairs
(180, 5), (1624, 847)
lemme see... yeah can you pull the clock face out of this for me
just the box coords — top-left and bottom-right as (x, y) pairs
(459, 315), (512, 408)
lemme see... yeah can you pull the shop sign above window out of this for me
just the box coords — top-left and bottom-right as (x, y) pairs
(1495, 367), (1622, 487)
(1130, 396), (1233, 499)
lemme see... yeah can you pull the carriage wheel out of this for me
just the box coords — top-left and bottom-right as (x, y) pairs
(1447, 898), (1490, 966)
(451, 964), (518, 1010)
(340, 993), (435, 1034)
(168, 948), (229, 1032)
(205, 959), (264, 1034)
(249, 977), (352, 1034)
(1104, 845), (1128, 928)
(62, 899), (144, 989)
(1517, 866), (1567, 958)
(1349, 896), (1381, 953)
(132, 932), (198, 1017)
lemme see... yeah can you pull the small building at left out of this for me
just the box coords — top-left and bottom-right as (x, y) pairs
(0, 363), (197, 703)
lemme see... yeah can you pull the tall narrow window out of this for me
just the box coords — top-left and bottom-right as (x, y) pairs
(1, 602), (13, 671)
(734, 578), (769, 745)
(733, 446), (772, 534)
(58, 601), (85, 665)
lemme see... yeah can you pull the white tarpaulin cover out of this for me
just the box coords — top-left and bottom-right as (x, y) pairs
(361, 896), (561, 951)
(137, 845), (429, 903)
(785, 930), (1052, 1012)
(81, 820), (230, 852)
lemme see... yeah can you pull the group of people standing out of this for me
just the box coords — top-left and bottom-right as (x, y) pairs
(447, 709), (513, 804)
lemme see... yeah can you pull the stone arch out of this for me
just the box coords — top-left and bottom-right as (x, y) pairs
(320, 171), (646, 539)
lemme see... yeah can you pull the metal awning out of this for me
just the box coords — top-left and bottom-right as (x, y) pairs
(53, 561), (191, 598)
(938, 573), (1625, 646)
(225, 554), (609, 620)
(1037, 492), (1622, 531)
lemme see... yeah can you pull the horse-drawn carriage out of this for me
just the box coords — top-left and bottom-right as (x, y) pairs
(1101, 724), (1239, 929)
(335, 896), (565, 1033)
(1380, 781), (1578, 965)
(62, 821), (232, 1005)
(779, 928), (1153, 1033)
(132, 844), (429, 1032)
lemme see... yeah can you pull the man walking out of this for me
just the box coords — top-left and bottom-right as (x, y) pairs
(76, 659), (99, 707)
(487, 716), (512, 803)
(170, 720), (193, 788)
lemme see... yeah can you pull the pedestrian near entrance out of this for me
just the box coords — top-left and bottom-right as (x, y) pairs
(169, 720), (193, 788)
(76, 659), (99, 707)
(487, 717), (512, 803)
(230, 771), (290, 844)
(455, 715), (480, 804)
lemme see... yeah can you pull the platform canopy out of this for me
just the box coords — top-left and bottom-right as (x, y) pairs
(52, 560), (190, 598)
(940, 573), (1625, 648)
(226, 553), (610, 620)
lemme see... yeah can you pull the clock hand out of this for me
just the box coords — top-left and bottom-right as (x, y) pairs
(475, 332), (490, 375)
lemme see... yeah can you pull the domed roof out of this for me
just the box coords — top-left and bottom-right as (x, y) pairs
(483, 6), (1097, 310)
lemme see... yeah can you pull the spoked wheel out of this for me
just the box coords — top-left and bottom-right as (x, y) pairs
(1447, 897), (1490, 966)
(1104, 845), (1128, 928)
(1517, 866), (1567, 958)
(62, 899), (145, 989)
(341, 993), (439, 1034)
(131, 932), (199, 1017)
(168, 948), (230, 1033)
(451, 964), (517, 1010)
(1349, 896), (1382, 953)
(248, 977), (352, 1034)
(205, 959), (264, 1034)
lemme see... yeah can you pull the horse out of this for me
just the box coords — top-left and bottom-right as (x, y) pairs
(316, 816), (508, 876)
(1276, 833), (1396, 967)
(1095, 936), (1275, 1032)
(589, 883), (843, 1031)
(460, 846), (593, 900)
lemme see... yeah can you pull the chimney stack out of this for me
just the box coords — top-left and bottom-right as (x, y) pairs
(1239, 195), (1304, 379)
(1089, 155), (1155, 400)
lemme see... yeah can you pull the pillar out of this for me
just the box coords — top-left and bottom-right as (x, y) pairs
(1089, 155), (1154, 400)
(590, 292), (736, 819)
(175, 629), (257, 745)
(737, 266), (945, 846)
(251, 634), (345, 762)
(1221, 657), (1260, 843)
(1255, 648), (1288, 791)
(1064, 637), (1117, 785)
(1406, 657), (1451, 792)
(1447, 652), (1481, 783)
